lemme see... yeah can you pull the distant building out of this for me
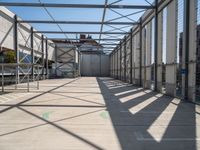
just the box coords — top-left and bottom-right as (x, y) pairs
(53, 34), (104, 54)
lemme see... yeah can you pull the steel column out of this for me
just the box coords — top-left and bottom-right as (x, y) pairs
(111, 53), (113, 77)
(30, 27), (34, 80)
(154, 0), (158, 91)
(55, 45), (58, 76)
(182, 0), (190, 100)
(139, 18), (143, 86)
(14, 15), (19, 86)
(116, 46), (119, 79)
(130, 29), (133, 84)
(45, 38), (49, 78)
(41, 35), (45, 79)
(1, 65), (4, 92)
(120, 41), (122, 80)
(112, 53), (114, 77)
(124, 37), (127, 82)
(114, 50), (116, 78)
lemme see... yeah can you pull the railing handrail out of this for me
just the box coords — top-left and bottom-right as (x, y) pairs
(0, 63), (42, 67)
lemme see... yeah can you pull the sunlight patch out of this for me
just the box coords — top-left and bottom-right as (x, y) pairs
(108, 84), (131, 89)
(147, 98), (180, 142)
(119, 90), (151, 103)
(128, 94), (162, 114)
(114, 88), (142, 96)
(196, 105), (200, 148)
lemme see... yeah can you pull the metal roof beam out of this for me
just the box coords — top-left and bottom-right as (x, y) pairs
(18, 20), (138, 25)
(0, 2), (155, 9)
(34, 31), (127, 34)
(48, 38), (121, 41)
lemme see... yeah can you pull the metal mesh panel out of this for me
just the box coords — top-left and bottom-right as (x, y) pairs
(162, 8), (167, 93)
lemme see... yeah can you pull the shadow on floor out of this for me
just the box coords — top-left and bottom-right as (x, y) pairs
(0, 77), (198, 150)
(97, 77), (198, 150)
(0, 78), (106, 150)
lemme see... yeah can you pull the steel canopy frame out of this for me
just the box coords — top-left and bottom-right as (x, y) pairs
(48, 38), (121, 41)
(18, 20), (138, 26)
(0, 2), (155, 9)
(0, 1), (155, 54)
(33, 31), (127, 35)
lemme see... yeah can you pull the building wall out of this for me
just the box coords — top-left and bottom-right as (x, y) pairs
(0, 6), (55, 62)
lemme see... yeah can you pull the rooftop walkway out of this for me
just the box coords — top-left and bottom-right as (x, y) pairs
(0, 77), (199, 150)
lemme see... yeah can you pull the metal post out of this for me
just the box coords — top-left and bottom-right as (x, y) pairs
(182, 0), (190, 100)
(30, 27), (34, 81)
(1, 65), (4, 92)
(130, 29), (133, 84)
(139, 18), (143, 86)
(55, 44), (57, 76)
(117, 46), (119, 79)
(41, 35), (45, 79)
(27, 65), (29, 92)
(78, 51), (81, 76)
(74, 47), (76, 78)
(14, 15), (19, 88)
(112, 51), (114, 78)
(100, 53), (102, 77)
(113, 50), (115, 78)
(120, 41), (122, 80)
(110, 53), (113, 77)
(154, 0), (158, 91)
(37, 65), (39, 89)
(124, 37), (127, 82)
(45, 38), (49, 79)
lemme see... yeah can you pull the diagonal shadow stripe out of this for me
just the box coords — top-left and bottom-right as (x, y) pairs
(0, 108), (105, 137)
(52, 93), (105, 106)
(0, 78), (79, 114)
(0, 104), (106, 108)
(17, 106), (105, 150)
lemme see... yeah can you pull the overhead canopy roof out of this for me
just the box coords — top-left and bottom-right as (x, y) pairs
(0, 0), (155, 53)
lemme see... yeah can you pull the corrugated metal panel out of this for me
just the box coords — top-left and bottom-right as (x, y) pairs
(80, 53), (109, 77)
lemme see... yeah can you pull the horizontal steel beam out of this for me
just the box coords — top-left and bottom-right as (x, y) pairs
(103, 47), (116, 48)
(101, 44), (118, 45)
(54, 43), (117, 46)
(0, 2), (154, 9)
(49, 38), (121, 41)
(18, 20), (138, 25)
(34, 31), (127, 34)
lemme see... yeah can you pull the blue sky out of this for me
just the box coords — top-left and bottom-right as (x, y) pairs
(0, 0), (154, 44)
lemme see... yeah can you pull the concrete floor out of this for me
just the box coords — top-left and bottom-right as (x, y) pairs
(0, 77), (200, 150)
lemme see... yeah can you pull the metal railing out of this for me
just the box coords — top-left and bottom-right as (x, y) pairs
(0, 63), (42, 92)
